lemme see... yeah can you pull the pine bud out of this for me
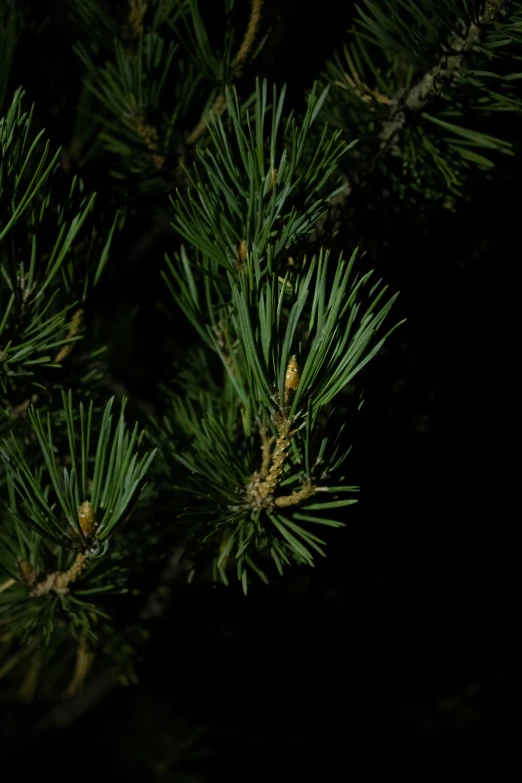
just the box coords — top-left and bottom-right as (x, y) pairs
(77, 501), (96, 538)
(19, 560), (36, 585)
(284, 355), (300, 408)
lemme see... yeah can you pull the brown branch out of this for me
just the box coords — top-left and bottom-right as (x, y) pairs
(231, 0), (264, 77)
(259, 424), (274, 478)
(274, 479), (316, 508)
(256, 415), (292, 500)
(30, 553), (88, 597)
(248, 415), (291, 508)
(380, 0), (511, 150)
(248, 358), (312, 508)
(248, 410), (312, 510)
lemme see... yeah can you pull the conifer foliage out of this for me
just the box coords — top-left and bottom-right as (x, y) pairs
(1, 0), (520, 701)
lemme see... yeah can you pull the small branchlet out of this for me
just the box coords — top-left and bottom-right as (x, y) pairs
(248, 357), (316, 510)
(231, 0), (264, 78)
(259, 424), (274, 478)
(29, 553), (88, 597)
(21, 502), (96, 597)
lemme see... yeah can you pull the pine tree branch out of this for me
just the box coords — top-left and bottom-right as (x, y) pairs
(29, 553), (88, 597)
(380, 0), (511, 152)
(258, 423), (274, 479)
(231, 0), (264, 77)
(247, 358), (315, 509)
(252, 415), (294, 502)
(274, 479), (315, 508)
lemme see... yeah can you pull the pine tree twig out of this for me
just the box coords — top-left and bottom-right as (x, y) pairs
(248, 414), (305, 508)
(16, 507), (95, 598)
(248, 357), (312, 508)
(380, 0), (510, 151)
(29, 553), (88, 597)
(274, 479), (316, 507)
(258, 415), (292, 498)
(231, 0), (264, 77)
(186, 0), (264, 146)
(259, 423), (274, 478)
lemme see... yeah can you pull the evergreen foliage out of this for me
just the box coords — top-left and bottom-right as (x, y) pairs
(320, 0), (522, 205)
(0, 0), (520, 717)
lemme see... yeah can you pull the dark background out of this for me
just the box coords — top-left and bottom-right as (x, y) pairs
(1, 0), (521, 777)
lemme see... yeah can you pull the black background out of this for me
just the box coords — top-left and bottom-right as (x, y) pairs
(1, 0), (521, 778)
